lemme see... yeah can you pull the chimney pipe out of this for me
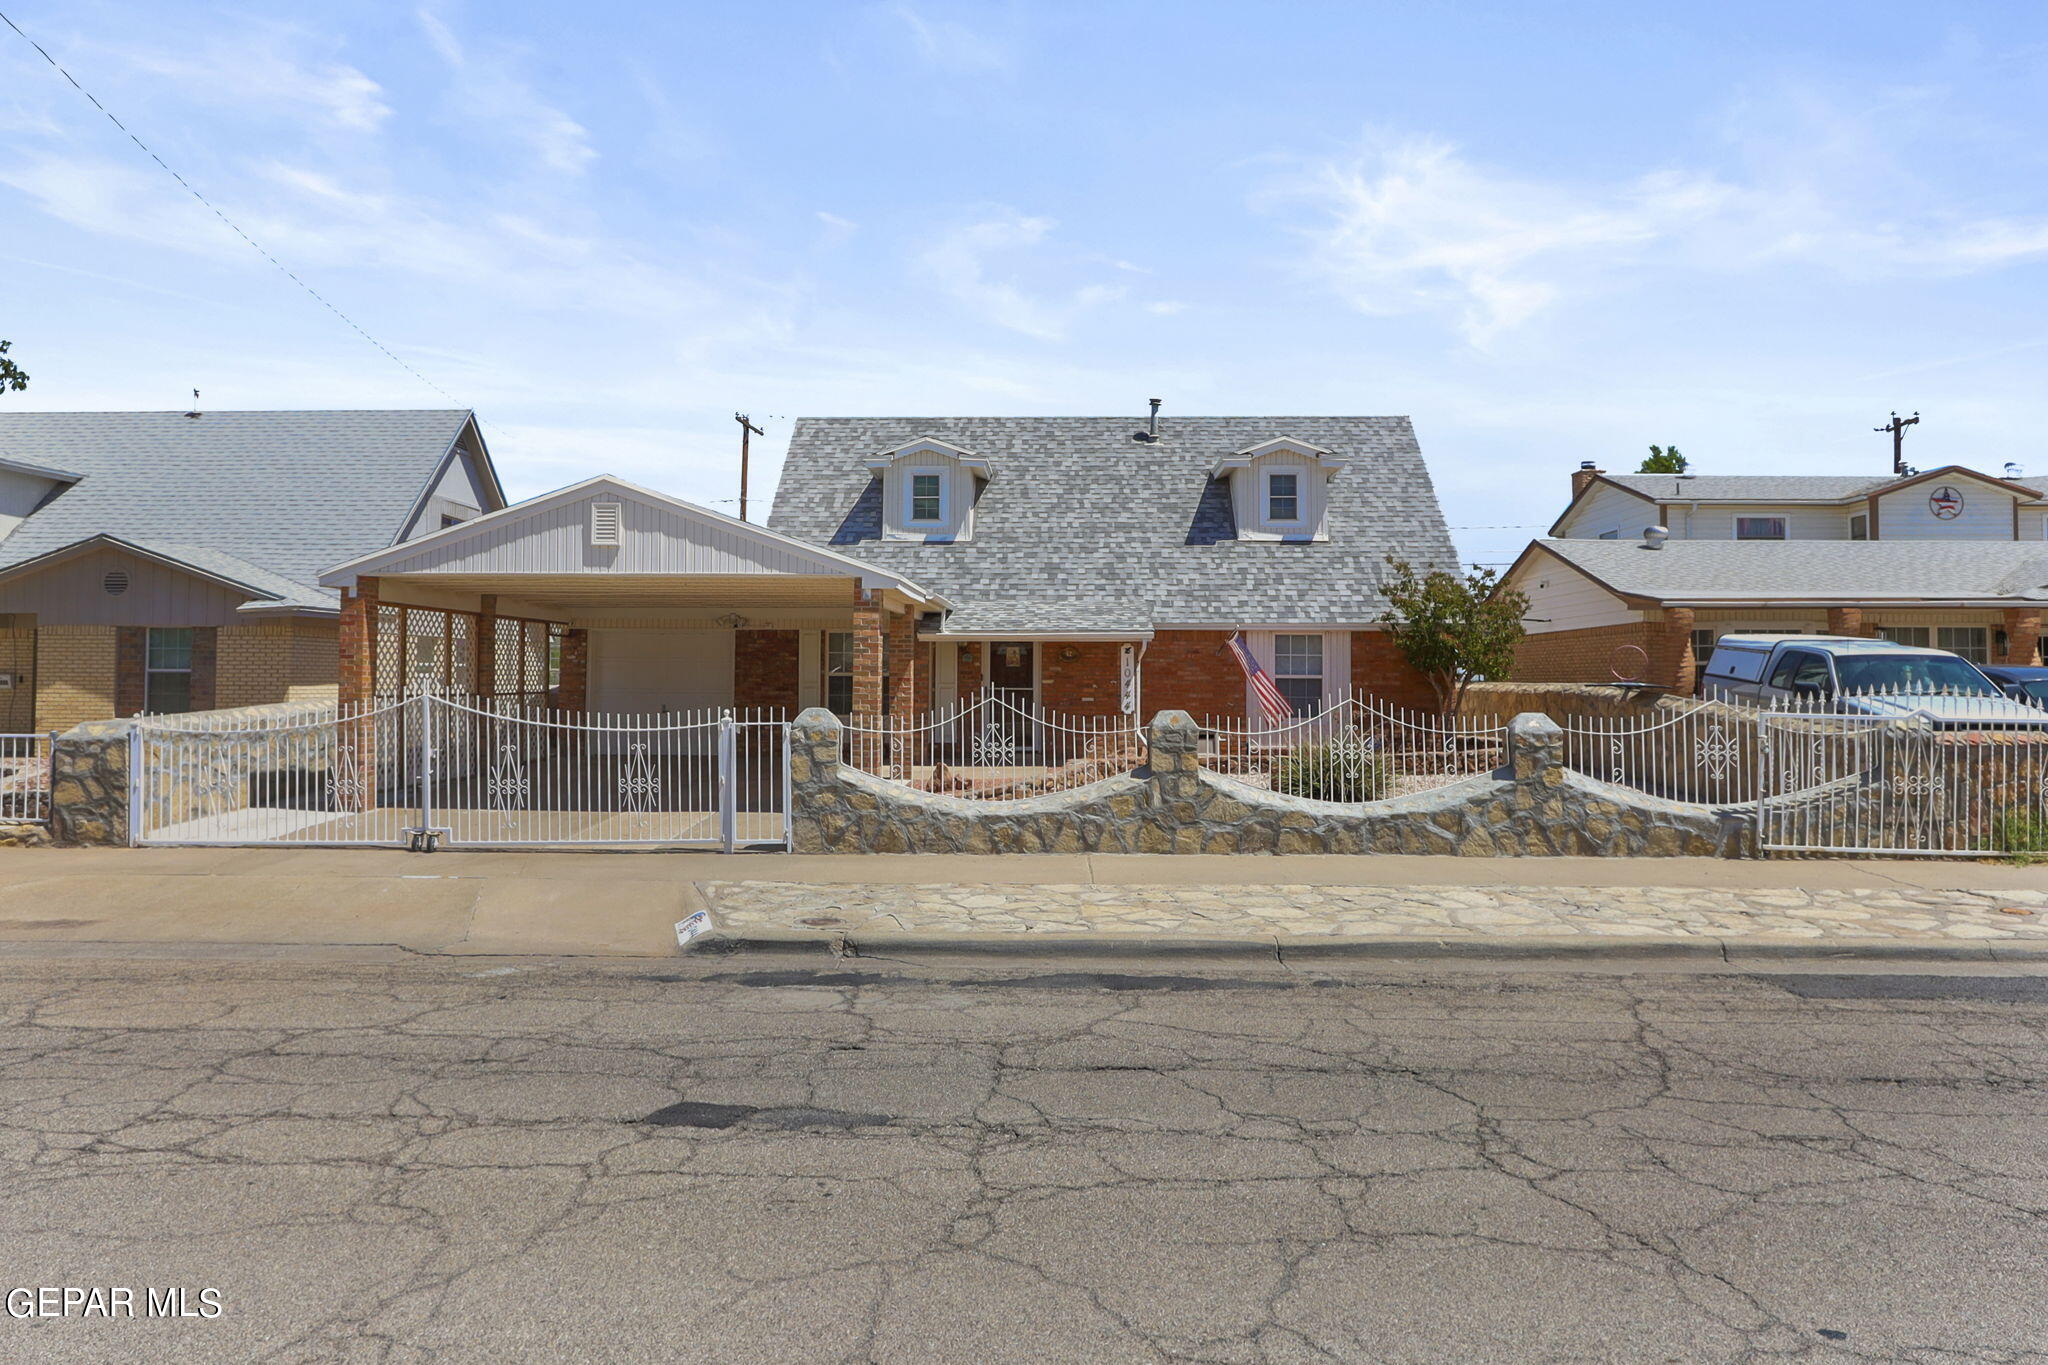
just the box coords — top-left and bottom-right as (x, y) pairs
(1132, 398), (1163, 443)
(1570, 459), (1602, 501)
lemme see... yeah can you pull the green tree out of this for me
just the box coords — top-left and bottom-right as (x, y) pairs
(1379, 557), (1529, 714)
(0, 342), (25, 393)
(1638, 443), (1686, 473)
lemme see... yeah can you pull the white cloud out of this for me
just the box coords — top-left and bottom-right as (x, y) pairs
(416, 9), (595, 175)
(816, 211), (858, 243)
(120, 32), (390, 132)
(1279, 123), (2048, 345)
(1143, 300), (1187, 316)
(917, 210), (1128, 340)
(887, 4), (1010, 71)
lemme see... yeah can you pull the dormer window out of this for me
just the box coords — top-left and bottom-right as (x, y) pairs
(908, 471), (944, 524)
(1211, 437), (1347, 542)
(1266, 472), (1300, 523)
(860, 436), (991, 543)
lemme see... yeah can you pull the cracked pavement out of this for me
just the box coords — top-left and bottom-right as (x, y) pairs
(2, 953), (2046, 1362)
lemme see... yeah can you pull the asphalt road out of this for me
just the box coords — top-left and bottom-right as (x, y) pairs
(3, 951), (2046, 1363)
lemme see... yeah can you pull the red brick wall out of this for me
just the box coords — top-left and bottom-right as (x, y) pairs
(1140, 630), (1245, 719)
(191, 627), (217, 712)
(956, 641), (984, 697)
(735, 629), (799, 712)
(1348, 629), (1438, 711)
(852, 593), (883, 715)
(884, 606), (916, 718)
(1513, 621), (1670, 686)
(1040, 641), (1128, 715)
(556, 628), (588, 711)
(339, 577), (377, 709)
(114, 627), (145, 717)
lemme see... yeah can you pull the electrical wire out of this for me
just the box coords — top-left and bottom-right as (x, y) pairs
(0, 8), (464, 406)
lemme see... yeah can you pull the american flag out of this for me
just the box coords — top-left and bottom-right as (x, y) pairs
(1227, 633), (1294, 726)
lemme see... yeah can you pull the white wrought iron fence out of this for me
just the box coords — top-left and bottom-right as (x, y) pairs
(425, 695), (788, 849)
(1196, 692), (1506, 804)
(1553, 700), (1759, 805)
(132, 698), (419, 846)
(1755, 689), (2048, 856)
(0, 732), (51, 823)
(841, 688), (1146, 802)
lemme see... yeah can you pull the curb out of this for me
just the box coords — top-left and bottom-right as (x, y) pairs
(688, 927), (2048, 965)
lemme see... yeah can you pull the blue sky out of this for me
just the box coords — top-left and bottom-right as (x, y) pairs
(4, 2), (2048, 568)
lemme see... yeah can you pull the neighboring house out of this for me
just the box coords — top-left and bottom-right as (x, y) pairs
(1504, 461), (2048, 689)
(317, 414), (1457, 722)
(0, 410), (503, 733)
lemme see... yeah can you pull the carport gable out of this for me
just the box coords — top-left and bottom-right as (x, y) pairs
(320, 475), (936, 607)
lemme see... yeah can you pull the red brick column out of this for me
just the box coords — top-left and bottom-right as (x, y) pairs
(1647, 606), (1696, 692)
(473, 594), (498, 698)
(885, 606), (917, 720)
(114, 627), (146, 717)
(735, 630), (800, 712)
(1827, 605), (1872, 639)
(852, 591), (884, 716)
(2000, 608), (2043, 665)
(338, 576), (377, 710)
(557, 628), (589, 711)
(190, 627), (217, 712)
(956, 641), (984, 698)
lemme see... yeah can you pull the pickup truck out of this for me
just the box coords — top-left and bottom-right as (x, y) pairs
(1699, 633), (2048, 727)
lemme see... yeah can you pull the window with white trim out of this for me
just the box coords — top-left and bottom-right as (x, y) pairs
(1266, 472), (1300, 523)
(1273, 634), (1324, 715)
(907, 471), (943, 524)
(1938, 626), (1989, 664)
(1877, 625), (1930, 648)
(824, 631), (854, 714)
(145, 627), (194, 714)
(1735, 516), (1787, 540)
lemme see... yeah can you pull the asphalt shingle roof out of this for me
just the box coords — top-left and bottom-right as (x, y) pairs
(768, 417), (1457, 632)
(0, 410), (476, 611)
(1535, 538), (2048, 602)
(1604, 474), (1895, 502)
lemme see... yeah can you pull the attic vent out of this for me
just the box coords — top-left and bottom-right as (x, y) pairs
(102, 570), (130, 597)
(589, 501), (623, 547)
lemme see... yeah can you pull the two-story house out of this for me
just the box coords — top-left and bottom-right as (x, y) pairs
(1502, 461), (2048, 690)
(318, 413), (1458, 723)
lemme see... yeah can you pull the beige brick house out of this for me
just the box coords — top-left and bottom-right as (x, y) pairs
(0, 409), (503, 733)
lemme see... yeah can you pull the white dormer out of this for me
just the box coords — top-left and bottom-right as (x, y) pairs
(860, 437), (991, 543)
(1210, 437), (1347, 542)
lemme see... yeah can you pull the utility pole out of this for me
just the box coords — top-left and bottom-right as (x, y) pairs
(733, 412), (764, 521)
(1875, 410), (1920, 476)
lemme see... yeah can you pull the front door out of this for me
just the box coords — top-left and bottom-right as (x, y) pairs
(987, 641), (1033, 702)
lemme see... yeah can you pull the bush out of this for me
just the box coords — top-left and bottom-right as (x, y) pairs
(1269, 736), (1394, 803)
(1993, 808), (2048, 862)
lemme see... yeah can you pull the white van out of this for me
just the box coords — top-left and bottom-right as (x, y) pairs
(1700, 633), (2048, 727)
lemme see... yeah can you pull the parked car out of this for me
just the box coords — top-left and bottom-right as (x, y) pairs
(1978, 664), (2048, 709)
(1699, 633), (2048, 727)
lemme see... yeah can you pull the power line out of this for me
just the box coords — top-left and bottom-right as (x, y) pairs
(0, 8), (463, 406)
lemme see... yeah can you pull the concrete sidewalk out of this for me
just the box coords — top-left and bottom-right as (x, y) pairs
(0, 845), (2041, 961)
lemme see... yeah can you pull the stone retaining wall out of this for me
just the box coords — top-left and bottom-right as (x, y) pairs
(789, 708), (1753, 857)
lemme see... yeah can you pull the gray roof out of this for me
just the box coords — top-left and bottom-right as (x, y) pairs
(768, 417), (1457, 631)
(0, 410), (480, 611)
(1604, 474), (1894, 502)
(1534, 538), (2048, 603)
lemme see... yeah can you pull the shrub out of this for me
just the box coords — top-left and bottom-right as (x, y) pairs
(1269, 736), (1394, 803)
(1993, 808), (2048, 863)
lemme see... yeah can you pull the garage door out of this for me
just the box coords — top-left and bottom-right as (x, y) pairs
(588, 629), (735, 714)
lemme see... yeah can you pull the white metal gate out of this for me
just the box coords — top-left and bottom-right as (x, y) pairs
(131, 694), (790, 851)
(1758, 711), (2048, 856)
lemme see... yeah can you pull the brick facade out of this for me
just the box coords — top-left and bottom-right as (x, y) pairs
(557, 629), (589, 710)
(1140, 631), (1246, 718)
(34, 625), (117, 735)
(1513, 620), (1663, 687)
(884, 606), (917, 719)
(1039, 641), (1128, 716)
(0, 626), (32, 731)
(1348, 628), (1440, 711)
(956, 641), (984, 697)
(338, 576), (377, 709)
(2000, 608), (2044, 666)
(852, 592), (884, 715)
(114, 625), (218, 716)
(735, 629), (800, 712)
(1826, 606), (1874, 639)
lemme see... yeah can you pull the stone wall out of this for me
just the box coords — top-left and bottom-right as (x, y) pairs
(788, 708), (1752, 857)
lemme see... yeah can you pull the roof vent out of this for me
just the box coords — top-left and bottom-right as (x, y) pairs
(1131, 398), (1162, 443)
(2006, 462), (2025, 479)
(1641, 525), (1669, 550)
(589, 501), (623, 547)
(184, 388), (201, 419)
(103, 569), (129, 596)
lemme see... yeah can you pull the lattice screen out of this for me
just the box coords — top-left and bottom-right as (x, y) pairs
(372, 603), (556, 698)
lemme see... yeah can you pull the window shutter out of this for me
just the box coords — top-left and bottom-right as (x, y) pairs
(589, 501), (623, 547)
